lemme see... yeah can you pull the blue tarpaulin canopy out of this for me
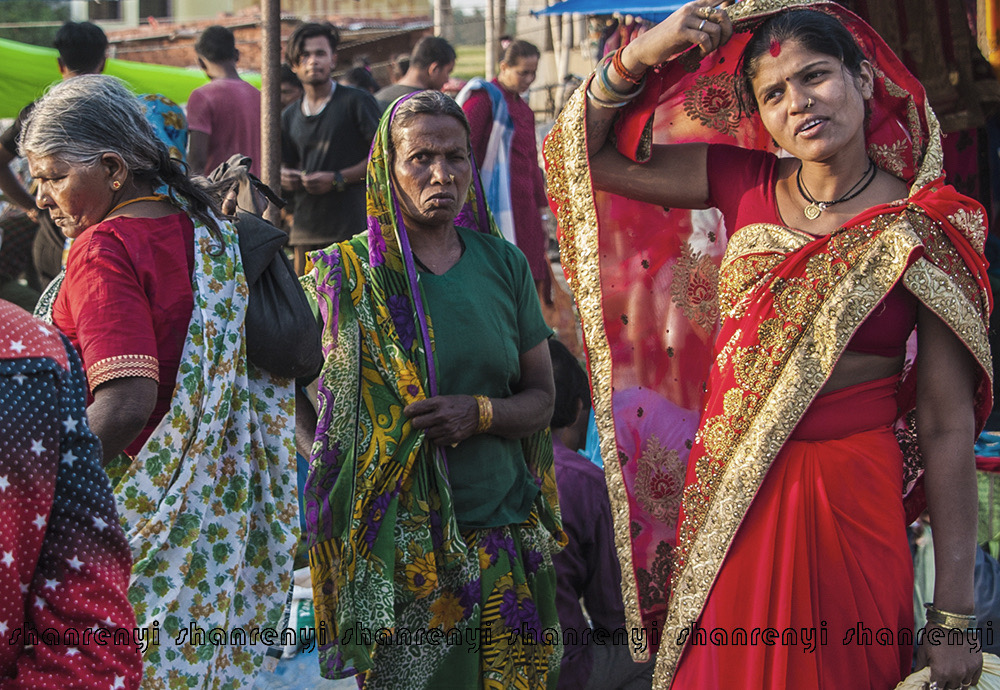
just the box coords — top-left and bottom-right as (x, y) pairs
(533, 0), (684, 22)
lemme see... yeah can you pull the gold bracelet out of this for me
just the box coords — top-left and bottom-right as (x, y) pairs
(924, 603), (977, 631)
(474, 395), (494, 434)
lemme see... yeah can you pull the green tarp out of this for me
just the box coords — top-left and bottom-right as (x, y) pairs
(0, 37), (263, 118)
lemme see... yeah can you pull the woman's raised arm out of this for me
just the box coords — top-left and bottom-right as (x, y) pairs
(585, 0), (732, 208)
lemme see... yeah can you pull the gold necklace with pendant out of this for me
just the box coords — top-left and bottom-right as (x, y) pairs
(796, 159), (876, 220)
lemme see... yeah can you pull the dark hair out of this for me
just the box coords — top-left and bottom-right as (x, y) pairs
(735, 9), (867, 115)
(549, 338), (591, 429)
(410, 36), (456, 70)
(22, 76), (223, 243)
(279, 63), (301, 87)
(502, 39), (540, 67)
(286, 22), (340, 65)
(393, 53), (410, 79)
(195, 25), (238, 63)
(342, 66), (380, 94)
(54, 21), (108, 74)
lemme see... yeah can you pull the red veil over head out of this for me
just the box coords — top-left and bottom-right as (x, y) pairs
(544, 0), (992, 682)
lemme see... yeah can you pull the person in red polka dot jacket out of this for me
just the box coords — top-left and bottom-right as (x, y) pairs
(0, 298), (141, 689)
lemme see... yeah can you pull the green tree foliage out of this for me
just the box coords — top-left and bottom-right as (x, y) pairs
(0, 1), (70, 47)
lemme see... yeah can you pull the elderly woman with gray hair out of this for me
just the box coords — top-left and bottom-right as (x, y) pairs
(22, 74), (298, 688)
(298, 89), (566, 688)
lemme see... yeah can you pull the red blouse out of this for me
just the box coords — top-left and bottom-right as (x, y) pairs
(705, 144), (917, 358)
(52, 213), (195, 456)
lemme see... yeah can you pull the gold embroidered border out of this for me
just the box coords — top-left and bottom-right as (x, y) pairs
(653, 226), (920, 688)
(915, 102), (945, 187)
(543, 82), (648, 661)
(88, 353), (159, 392)
(904, 260), (991, 382)
(727, 0), (817, 21)
(720, 224), (812, 270)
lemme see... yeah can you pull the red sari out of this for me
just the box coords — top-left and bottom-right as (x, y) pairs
(544, 1), (992, 687)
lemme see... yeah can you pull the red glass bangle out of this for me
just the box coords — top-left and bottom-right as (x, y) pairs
(611, 48), (644, 86)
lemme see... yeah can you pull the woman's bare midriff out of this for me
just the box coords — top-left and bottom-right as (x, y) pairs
(819, 350), (905, 395)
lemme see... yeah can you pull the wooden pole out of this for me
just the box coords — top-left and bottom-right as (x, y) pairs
(435, 0), (454, 40)
(559, 14), (572, 84)
(260, 0), (281, 226)
(486, 0), (497, 79)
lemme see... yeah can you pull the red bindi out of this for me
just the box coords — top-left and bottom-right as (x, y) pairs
(769, 39), (781, 57)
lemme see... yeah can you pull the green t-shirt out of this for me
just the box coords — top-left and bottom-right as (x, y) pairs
(420, 228), (552, 529)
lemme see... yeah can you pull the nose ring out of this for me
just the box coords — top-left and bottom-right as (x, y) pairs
(806, 98), (814, 108)
(449, 174), (455, 182)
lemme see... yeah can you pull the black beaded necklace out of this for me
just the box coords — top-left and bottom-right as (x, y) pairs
(796, 158), (876, 220)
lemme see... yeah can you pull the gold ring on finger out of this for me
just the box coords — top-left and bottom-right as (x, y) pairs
(698, 6), (712, 19)
(698, 18), (707, 31)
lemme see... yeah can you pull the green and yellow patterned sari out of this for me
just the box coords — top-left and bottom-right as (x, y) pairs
(301, 94), (567, 689)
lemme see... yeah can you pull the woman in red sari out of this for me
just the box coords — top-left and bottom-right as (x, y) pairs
(545, 1), (992, 688)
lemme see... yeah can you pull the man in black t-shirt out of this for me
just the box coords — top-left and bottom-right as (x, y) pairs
(374, 36), (456, 113)
(280, 22), (379, 274)
(0, 21), (109, 287)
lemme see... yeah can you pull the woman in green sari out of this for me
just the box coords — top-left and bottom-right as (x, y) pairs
(298, 90), (567, 688)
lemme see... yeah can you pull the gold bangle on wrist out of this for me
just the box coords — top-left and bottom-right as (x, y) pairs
(924, 603), (977, 631)
(474, 395), (493, 434)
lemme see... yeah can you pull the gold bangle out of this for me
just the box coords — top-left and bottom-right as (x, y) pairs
(924, 603), (976, 631)
(474, 395), (493, 434)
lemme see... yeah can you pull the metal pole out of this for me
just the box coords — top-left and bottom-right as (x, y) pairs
(261, 0), (281, 226)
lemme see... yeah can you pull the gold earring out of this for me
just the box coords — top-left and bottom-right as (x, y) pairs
(112, 180), (122, 190)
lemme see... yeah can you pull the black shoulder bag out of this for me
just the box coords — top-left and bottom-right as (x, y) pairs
(235, 211), (323, 379)
(207, 155), (323, 379)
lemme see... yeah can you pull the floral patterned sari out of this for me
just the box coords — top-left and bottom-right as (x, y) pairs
(301, 94), (566, 688)
(37, 215), (299, 689)
(545, 1), (992, 686)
